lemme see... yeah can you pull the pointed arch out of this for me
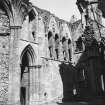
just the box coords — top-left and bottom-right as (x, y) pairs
(29, 9), (36, 22)
(49, 16), (59, 34)
(62, 23), (72, 40)
(20, 44), (36, 105)
(20, 44), (36, 66)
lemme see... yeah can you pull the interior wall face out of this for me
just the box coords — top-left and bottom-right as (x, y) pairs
(0, 1), (85, 105)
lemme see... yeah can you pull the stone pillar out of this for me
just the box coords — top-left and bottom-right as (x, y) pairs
(29, 67), (34, 105)
(29, 66), (42, 105)
(8, 26), (22, 105)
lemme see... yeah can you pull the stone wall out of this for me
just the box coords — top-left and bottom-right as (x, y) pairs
(0, 7), (10, 104)
(0, 36), (9, 104)
(0, 0), (93, 105)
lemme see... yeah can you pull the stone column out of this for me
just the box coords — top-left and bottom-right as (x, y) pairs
(29, 65), (42, 105)
(8, 26), (22, 105)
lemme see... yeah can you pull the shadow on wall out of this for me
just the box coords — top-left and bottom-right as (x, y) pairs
(59, 39), (105, 104)
(59, 62), (77, 102)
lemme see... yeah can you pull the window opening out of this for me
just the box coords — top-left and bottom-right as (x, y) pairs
(55, 34), (59, 59)
(48, 31), (54, 58)
(62, 37), (68, 60)
(68, 39), (71, 61)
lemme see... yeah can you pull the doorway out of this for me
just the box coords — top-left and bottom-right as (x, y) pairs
(20, 45), (35, 105)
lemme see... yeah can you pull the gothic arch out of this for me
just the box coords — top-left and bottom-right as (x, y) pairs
(48, 16), (59, 34)
(20, 44), (36, 105)
(29, 9), (36, 22)
(29, 6), (39, 22)
(20, 44), (36, 66)
(61, 23), (72, 40)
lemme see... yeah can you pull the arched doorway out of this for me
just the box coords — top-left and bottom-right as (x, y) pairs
(20, 45), (35, 105)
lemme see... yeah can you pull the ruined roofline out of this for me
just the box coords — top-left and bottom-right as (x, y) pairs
(31, 4), (71, 24)
(29, 2), (82, 31)
(71, 19), (81, 25)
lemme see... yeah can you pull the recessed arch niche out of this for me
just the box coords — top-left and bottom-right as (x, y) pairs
(20, 45), (35, 105)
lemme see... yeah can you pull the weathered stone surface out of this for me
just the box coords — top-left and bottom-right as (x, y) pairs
(0, 36), (9, 103)
(0, 0), (104, 105)
(0, 13), (10, 34)
(0, 10), (9, 104)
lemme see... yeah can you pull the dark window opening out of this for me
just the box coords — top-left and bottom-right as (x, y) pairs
(48, 31), (52, 40)
(68, 39), (71, 61)
(75, 37), (83, 52)
(32, 31), (36, 40)
(21, 52), (28, 73)
(55, 34), (59, 41)
(21, 52), (28, 105)
(29, 10), (36, 22)
(62, 37), (68, 60)
(55, 34), (59, 59)
(48, 31), (53, 58)
(62, 37), (66, 44)
(21, 51), (29, 79)
(21, 49), (30, 105)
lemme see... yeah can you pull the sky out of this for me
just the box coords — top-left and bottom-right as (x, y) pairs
(30, 0), (81, 21)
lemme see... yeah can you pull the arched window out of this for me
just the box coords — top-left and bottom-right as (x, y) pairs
(48, 31), (52, 40)
(68, 39), (71, 61)
(75, 37), (83, 53)
(55, 34), (59, 59)
(48, 31), (54, 58)
(29, 10), (36, 22)
(62, 37), (69, 61)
